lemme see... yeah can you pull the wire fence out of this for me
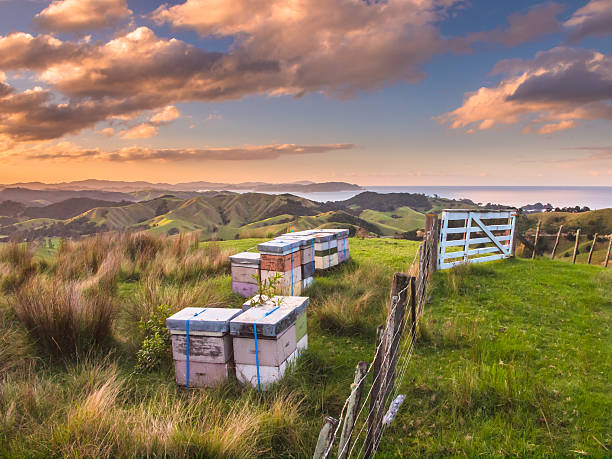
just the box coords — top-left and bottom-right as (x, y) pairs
(313, 214), (439, 459)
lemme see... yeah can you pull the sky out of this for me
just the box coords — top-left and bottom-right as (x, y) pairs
(0, 0), (611, 186)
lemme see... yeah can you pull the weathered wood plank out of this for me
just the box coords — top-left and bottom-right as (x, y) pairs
(472, 215), (509, 255)
(532, 220), (541, 259)
(337, 361), (369, 459)
(313, 416), (338, 459)
(551, 225), (563, 260)
(587, 233), (598, 265)
(572, 229), (581, 264)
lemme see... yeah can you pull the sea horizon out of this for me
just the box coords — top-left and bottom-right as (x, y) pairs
(225, 185), (612, 210)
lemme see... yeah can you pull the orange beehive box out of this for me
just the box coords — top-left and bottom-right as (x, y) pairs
(260, 250), (302, 272)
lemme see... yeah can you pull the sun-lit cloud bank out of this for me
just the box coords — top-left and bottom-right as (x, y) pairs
(3, 141), (355, 162)
(437, 46), (612, 134)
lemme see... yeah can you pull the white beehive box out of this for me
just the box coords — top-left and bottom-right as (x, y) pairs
(231, 296), (309, 389)
(166, 307), (243, 387)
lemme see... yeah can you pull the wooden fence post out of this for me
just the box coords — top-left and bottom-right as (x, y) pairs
(313, 416), (338, 459)
(369, 273), (410, 457)
(587, 234), (598, 265)
(364, 325), (385, 458)
(510, 212), (518, 257)
(532, 220), (541, 259)
(337, 361), (369, 459)
(572, 229), (581, 264)
(551, 225), (563, 259)
(410, 276), (417, 344)
(425, 214), (438, 272)
(605, 237), (611, 268)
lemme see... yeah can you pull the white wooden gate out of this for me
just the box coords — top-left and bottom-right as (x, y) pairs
(437, 209), (517, 270)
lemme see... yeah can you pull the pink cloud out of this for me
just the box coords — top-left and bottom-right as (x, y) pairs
(34, 0), (132, 33)
(9, 142), (355, 162)
(437, 47), (612, 135)
(564, 0), (612, 41)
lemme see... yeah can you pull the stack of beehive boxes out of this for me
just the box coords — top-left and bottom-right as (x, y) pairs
(230, 295), (309, 389)
(313, 232), (338, 270)
(258, 239), (302, 295)
(229, 252), (261, 297)
(276, 233), (316, 291)
(165, 307), (243, 387)
(318, 229), (350, 264)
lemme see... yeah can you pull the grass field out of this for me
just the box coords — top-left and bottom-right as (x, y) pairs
(0, 235), (610, 457)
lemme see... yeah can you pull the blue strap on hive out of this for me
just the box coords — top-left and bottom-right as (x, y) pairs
(290, 251), (294, 295)
(185, 308), (207, 388)
(328, 239), (331, 268)
(253, 305), (281, 392)
(344, 235), (347, 260)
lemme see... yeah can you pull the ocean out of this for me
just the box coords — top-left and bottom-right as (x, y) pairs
(236, 186), (612, 210)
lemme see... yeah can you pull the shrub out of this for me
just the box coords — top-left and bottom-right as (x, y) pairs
(135, 303), (172, 372)
(12, 276), (115, 358)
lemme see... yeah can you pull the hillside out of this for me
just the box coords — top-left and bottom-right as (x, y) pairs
(0, 187), (137, 206)
(522, 208), (612, 235)
(1, 191), (470, 241)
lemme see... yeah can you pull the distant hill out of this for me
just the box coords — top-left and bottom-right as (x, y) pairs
(0, 179), (362, 193)
(521, 209), (612, 235)
(23, 198), (133, 220)
(0, 189), (488, 241)
(0, 188), (137, 206)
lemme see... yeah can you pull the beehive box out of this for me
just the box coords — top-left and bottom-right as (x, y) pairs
(166, 307), (243, 387)
(231, 296), (309, 389)
(319, 229), (350, 263)
(260, 251), (302, 272)
(230, 252), (261, 297)
(261, 266), (302, 286)
(258, 239), (301, 256)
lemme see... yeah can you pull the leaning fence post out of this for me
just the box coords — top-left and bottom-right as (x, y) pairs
(410, 276), (417, 344)
(551, 225), (563, 259)
(337, 361), (369, 459)
(369, 273), (410, 456)
(313, 416), (338, 459)
(532, 220), (541, 259)
(572, 229), (581, 264)
(364, 325), (385, 458)
(587, 233), (598, 265)
(605, 237), (611, 268)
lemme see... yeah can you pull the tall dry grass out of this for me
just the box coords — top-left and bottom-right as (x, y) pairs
(12, 275), (116, 357)
(1, 358), (307, 458)
(0, 242), (37, 293)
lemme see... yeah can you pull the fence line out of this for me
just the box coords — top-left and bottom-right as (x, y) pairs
(313, 214), (439, 459)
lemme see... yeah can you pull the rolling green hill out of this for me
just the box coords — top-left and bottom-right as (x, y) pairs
(0, 190), (491, 241)
(522, 209), (612, 235)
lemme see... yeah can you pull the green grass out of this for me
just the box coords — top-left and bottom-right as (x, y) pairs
(1, 236), (610, 457)
(359, 206), (425, 235)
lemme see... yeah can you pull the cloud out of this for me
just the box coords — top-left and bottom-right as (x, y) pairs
(119, 123), (159, 139)
(34, 0), (132, 33)
(152, 0), (455, 97)
(150, 105), (180, 124)
(96, 127), (115, 137)
(0, 0), (465, 143)
(537, 120), (575, 134)
(11, 142), (355, 162)
(564, 0), (612, 41)
(437, 47), (612, 134)
(451, 2), (564, 51)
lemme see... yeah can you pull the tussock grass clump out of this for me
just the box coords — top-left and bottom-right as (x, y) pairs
(0, 242), (37, 293)
(12, 275), (115, 357)
(312, 260), (390, 336)
(0, 307), (36, 374)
